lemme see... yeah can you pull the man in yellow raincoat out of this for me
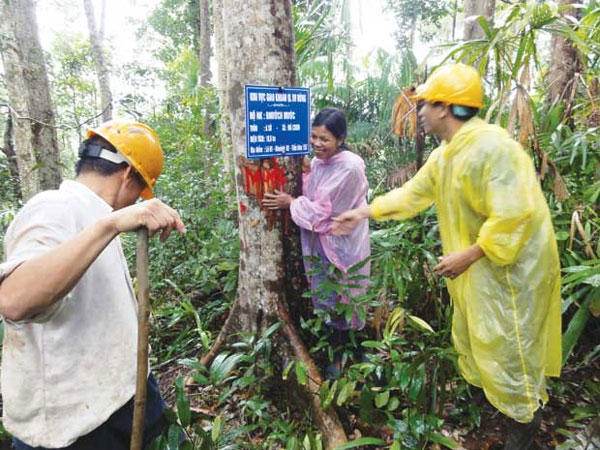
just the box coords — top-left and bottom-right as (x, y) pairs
(332, 63), (561, 450)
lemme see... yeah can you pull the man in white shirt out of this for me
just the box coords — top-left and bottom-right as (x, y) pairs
(0, 120), (186, 449)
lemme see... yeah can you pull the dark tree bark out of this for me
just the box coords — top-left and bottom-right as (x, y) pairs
(0, 0), (62, 200)
(199, 0), (212, 88)
(547, 0), (581, 121)
(1, 114), (22, 201)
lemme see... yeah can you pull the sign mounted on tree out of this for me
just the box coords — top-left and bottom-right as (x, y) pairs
(245, 85), (310, 159)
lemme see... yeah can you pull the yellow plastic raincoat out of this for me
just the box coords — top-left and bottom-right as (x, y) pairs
(371, 118), (561, 423)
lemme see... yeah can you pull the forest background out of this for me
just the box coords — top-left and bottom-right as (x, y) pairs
(0, 0), (599, 449)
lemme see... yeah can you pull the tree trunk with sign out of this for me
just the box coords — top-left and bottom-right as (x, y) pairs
(204, 0), (347, 447)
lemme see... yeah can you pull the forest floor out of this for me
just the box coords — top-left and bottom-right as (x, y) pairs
(156, 354), (600, 450)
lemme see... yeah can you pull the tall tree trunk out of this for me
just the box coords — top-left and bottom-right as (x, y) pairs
(83, 0), (113, 121)
(199, 0), (212, 134)
(99, 0), (106, 42)
(190, 0), (202, 62)
(199, 0), (212, 88)
(451, 0), (458, 41)
(547, 0), (581, 120)
(206, 0), (347, 447)
(463, 0), (495, 40)
(191, 0), (213, 134)
(0, 0), (62, 200)
(213, 0), (233, 174)
(1, 114), (22, 201)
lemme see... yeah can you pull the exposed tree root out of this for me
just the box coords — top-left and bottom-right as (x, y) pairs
(199, 299), (241, 367)
(200, 295), (348, 449)
(276, 297), (348, 449)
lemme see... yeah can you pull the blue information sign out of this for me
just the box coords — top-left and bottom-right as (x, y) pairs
(245, 85), (311, 159)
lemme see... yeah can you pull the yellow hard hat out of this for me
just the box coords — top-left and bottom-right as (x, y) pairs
(414, 63), (484, 109)
(87, 120), (164, 199)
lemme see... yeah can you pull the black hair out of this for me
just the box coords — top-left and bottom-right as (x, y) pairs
(75, 136), (128, 176)
(312, 107), (351, 150)
(75, 136), (146, 188)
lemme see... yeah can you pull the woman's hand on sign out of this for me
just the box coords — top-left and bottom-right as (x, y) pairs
(263, 190), (294, 210)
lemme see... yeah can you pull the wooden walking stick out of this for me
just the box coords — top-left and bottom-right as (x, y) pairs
(131, 227), (150, 450)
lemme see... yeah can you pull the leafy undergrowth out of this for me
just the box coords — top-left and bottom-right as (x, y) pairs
(150, 315), (599, 450)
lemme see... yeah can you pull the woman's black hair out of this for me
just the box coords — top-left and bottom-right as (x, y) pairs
(312, 107), (351, 150)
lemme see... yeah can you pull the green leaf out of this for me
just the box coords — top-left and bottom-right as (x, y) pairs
(375, 390), (390, 408)
(211, 415), (222, 442)
(562, 293), (592, 365)
(476, 16), (492, 38)
(589, 288), (600, 317)
(429, 432), (460, 449)
(210, 352), (244, 384)
(163, 408), (178, 425)
(334, 437), (387, 449)
(263, 321), (283, 338)
(296, 361), (308, 386)
(584, 275), (600, 287)
(287, 436), (297, 450)
(283, 360), (295, 380)
(319, 380), (331, 404)
(387, 396), (400, 411)
(361, 340), (386, 349)
(408, 315), (435, 333)
(384, 306), (405, 338)
(192, 372), (210, 385)
(167, 425), (182, 449)
(390, 441), (401, 450)
(323, 380), (338, 410)
(336, 381), (356, 406)
(175, 377), (191, 427)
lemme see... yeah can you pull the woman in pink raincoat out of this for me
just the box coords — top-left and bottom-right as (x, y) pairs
(264, 108), (371, 374)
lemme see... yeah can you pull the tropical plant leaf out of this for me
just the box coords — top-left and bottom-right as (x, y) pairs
(408, 315), (435, 333)
(562, 292), (593, 365)
(333, 437), (388, 449)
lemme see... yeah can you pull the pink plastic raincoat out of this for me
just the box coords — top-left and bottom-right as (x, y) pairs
(290, 150), (371, 330)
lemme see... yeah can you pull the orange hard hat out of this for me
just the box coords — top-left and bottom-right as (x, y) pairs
(414, 63), (484, 109)
(87, 120), (164, 199)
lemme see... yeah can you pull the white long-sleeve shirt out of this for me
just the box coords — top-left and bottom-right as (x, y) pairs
(0, 180), (139, 447)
